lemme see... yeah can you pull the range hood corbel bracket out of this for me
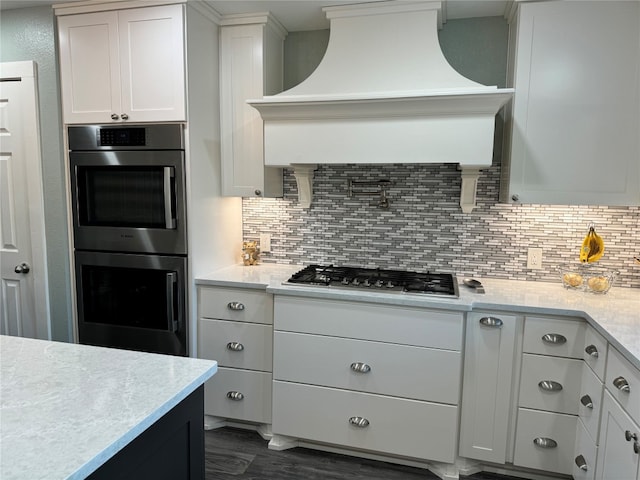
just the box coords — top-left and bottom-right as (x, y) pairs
(459, 167), (483, 214)
(291, 164), (317, 208)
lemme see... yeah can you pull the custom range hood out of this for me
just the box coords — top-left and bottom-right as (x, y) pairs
(248, 0), (513, 211)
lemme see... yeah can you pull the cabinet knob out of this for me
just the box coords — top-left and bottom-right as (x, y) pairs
(542, 333), (567, 345)
(350, 362), (371, 374)
(479, 316), (503, 328)
(634, 441), (639, 455)
(580, 395), (594, 409)
(254, 189), (262, 196)
(511, 194), (520, 202)
(226, 391), (244, 401)
(574, 454), (588, 471)
(14, 263), (30, 274)
(584, 344), (599, 358)
(111, 113), (119, 120)
(539, 380), (563, 392)
(348, 416), (370, 428)
(227, 301), (245, 311)
(613, 376), (631, 393)
(121, 113), (129, 120)
(226, 342), (244, 352)
(533, 437), (557, 449)
(625, 430), (638, 442)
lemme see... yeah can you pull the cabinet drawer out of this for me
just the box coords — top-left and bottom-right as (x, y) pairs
(579, 362), (604, 443)
(523, 316), (586, 358)
(513, 408), (577, 475)
(519, 354), (583, 415)
(273, 331), (460, 404)
(583, 326), (607, 381)
(204, 367), (271, 424)
(274, 296), (463, 351)
(199, 286), (273, 324)
(606, 347), (640, 425)
(199, 319), (272, 371)
(573, 418), (597, 480)
(272, 381), (458, 463)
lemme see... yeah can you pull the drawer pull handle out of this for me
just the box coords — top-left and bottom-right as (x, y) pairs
(542, 333), (567, 345)
(350, 362), (371, 374)
(574, 454), (588, 471)
(580, 395), (594, 409)
(533, 437), (557, 449)
(348, 416), (370, 428)
(584, 344), (599, 358)
(479, 317), (503, 328)
(613, 376), (631, 393)
(226, 342), (244, 352)
(539, 380), (563, 392)
(625, 430), (638, 442)
(226, 391), (244, 401)
(227, 302), (245, 311)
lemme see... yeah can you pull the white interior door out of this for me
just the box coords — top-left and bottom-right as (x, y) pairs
(0, 61), (50, 339)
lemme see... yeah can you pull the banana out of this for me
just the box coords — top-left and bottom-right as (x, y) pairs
(580, 226), (605, 263)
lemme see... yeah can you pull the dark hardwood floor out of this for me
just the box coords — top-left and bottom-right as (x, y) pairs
(204, 427), (524, 480)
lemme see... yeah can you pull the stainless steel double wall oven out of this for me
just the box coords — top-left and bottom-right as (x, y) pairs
(69, 124), (188, 356)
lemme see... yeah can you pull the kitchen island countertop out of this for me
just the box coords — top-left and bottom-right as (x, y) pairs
(197, 263), (640, 370)
(0, 336), (217, 480)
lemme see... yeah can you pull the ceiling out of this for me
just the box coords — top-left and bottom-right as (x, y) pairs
(0, 0), (509, 31)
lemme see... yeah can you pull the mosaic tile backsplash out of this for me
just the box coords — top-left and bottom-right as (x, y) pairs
(243, 161), (640, 289)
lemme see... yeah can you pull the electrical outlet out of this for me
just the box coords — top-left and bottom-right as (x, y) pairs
(259, 233), (271, 253)
(527, 247), (543, 269)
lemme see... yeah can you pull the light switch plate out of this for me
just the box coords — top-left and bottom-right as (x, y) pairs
(260, 233), (271, 253)
(527, 247), (543, 269)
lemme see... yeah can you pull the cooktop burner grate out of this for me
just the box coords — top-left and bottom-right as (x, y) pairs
(286, 264), (459, 298)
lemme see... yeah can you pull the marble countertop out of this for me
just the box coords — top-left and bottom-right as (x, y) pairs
(197, 263), (640, 369)
(0, 336), (217, 480)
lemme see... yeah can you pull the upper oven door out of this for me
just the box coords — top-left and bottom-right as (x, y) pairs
(70, 150), (187, 254)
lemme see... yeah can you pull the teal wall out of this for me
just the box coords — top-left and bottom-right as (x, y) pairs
(0, 6), (73, 342)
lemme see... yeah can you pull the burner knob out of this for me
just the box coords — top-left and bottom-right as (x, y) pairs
(374, 280), (384, 288)
(352, 278), (360, 286)
(386, 281), (394, 288)
(341, 277), (350, 285)
(362, 279), (371, 287)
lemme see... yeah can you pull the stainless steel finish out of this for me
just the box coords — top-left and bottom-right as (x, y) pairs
(68, 124), (185, 150)
(574, 454), (588, 471)
(538, 380), (563, 392)
(580, 395), (594, 409)
(634, 441), (639, 454)
(350, 362), (371, 374)
(121, 113), (129, 120)
(479, 316), (503, 328)
(164, 167), (177, 229)
(463, 278), (485, 294)
(227, 302), (245, 311)
(533, 437), (558, 449)
(625, 430), (638, 442)
(584, 344), (599, 358)
(348, 179), (392, 209)
(226, 342), (244, 352)
(14, 263), (30, 274)
(348, 416), (370, 428)
(254, 189), (262, 196)
(542, 333), (567, 345)
(226, 391), (244, 401)
(613, 376), (631, 392)
(111, 113), (119, 120)
(165, 272), (177, 332)
(511, 194), (519, 202)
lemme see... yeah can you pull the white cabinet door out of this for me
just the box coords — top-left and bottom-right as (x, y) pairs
(57, 11), (121, 123)
(504, 0), (640, 206)
(459, 312), (519, 464)
(596, 391), (640, 480)
(118, 5), (185, 123)
(220, 19), (284, 198)
(57, 4), (185, 124)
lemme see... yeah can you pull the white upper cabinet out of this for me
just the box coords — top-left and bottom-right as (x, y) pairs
(57, 4), (186, 124)
(219, 15), (285, 198)
(502, 0), (640, 206)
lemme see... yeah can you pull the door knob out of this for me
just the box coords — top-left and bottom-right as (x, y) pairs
(14, 263), (30, 274)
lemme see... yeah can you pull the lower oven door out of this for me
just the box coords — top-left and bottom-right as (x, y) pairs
(75, 251), (187, 356)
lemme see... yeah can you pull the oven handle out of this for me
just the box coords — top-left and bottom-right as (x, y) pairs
(164, 167), (177, 229)
(166, 272), (178, 332)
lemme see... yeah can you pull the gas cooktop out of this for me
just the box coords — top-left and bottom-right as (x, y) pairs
(285, 264), (459, 298)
